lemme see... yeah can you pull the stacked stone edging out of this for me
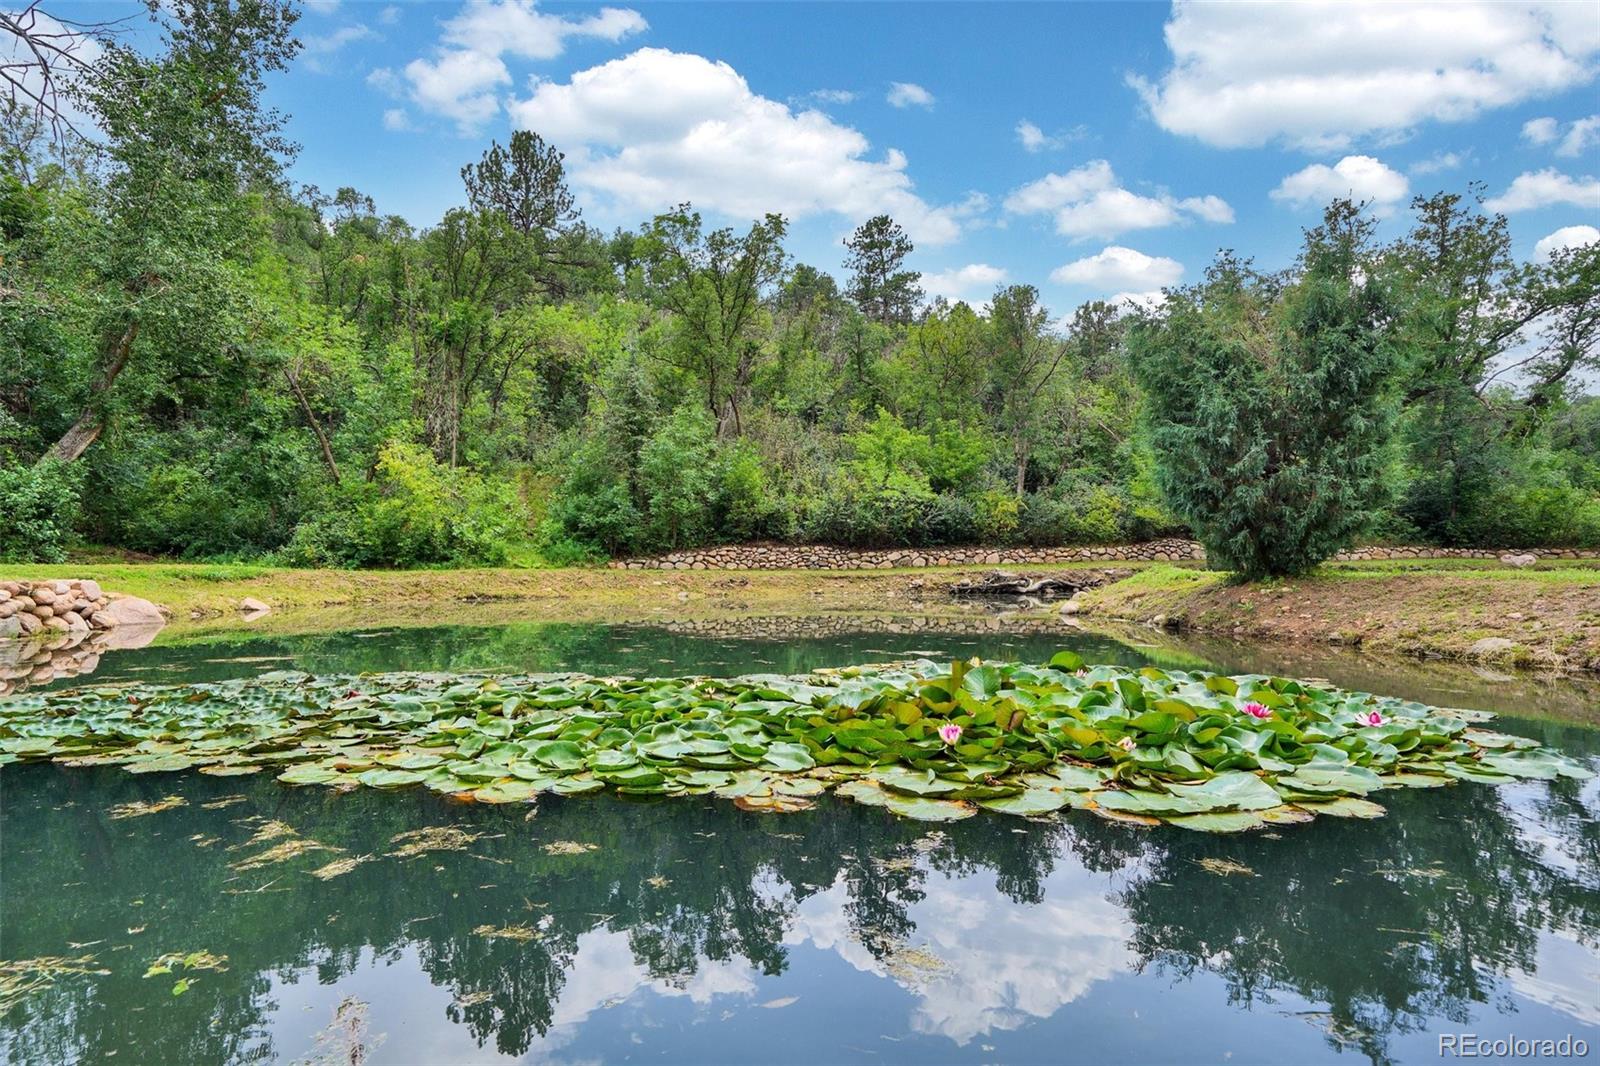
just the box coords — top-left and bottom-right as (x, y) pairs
(0, 579), (172, 695)
(0, 578), (115, 639)
(610, 540), (1600, 570)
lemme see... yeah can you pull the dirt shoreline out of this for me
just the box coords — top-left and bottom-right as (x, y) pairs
(1078, 563), (1600, 675)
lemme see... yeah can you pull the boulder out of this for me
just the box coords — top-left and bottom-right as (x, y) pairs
(97, 595), (167, 628)
(239, 597), (271, 615)
(1468, 636), (1516, 657)
(1498, 553), (1538, 568)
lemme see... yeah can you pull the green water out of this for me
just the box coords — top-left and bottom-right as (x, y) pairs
(3, 622), (1597, 1065)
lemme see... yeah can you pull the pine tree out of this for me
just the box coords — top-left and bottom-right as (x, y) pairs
(843, 214), (923, 325)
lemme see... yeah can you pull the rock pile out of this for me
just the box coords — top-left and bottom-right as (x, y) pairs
(1, 578), (116, 640)
(0, 580), (167, 694)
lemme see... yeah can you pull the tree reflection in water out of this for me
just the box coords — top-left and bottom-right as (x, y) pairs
(1, 755), (1595, 1065)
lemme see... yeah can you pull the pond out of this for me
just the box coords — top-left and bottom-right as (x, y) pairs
(3, 620), (1597, 1065)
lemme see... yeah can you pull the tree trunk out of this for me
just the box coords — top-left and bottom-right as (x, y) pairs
(45, 320), (139, 463)
(283, 364), (341, 485)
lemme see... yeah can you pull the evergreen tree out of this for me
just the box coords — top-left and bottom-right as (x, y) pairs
(1130, 202), (1398, 578)
(461, 130), (578, 238)
(843, 214), (922, 325)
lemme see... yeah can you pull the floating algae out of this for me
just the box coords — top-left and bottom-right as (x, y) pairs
(1, 654), (1590, 832)
(107, 796), (187, 820)
(387, 826), (482, 858)
(0, 956), (111, 1016)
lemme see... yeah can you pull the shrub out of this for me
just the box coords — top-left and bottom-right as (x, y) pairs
(974, 489), (1021, 543)
(0, 459), (81, 562)
(715, 442), (778, 541)
(637, 406), (718, 549)
(923, 493), (978, 545)
(99, 433), (313, 558)
(1446, 484), (1600, 548)
(805, 470), (935, 547)
(282, 441), (525, 568)
(541, 441), (640, 557)
(1017, 487), (1124, 546)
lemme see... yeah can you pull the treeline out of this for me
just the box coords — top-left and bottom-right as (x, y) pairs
(1, 1), (1597, 575)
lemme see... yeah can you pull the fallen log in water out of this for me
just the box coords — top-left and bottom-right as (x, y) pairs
(947, 569), (1131, 600)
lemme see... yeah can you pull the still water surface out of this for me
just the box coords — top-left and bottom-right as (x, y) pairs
(3, 622), (1597, 1065)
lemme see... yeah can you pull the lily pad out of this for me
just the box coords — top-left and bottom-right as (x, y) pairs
(3, 655), (1582, 835)
(977, 788), (1071, 817)
(473, 780), (543, 804)
(1298, 797), (1388, 819)
(881, 795), (976, 822)
(1166, 810), (1267, 833)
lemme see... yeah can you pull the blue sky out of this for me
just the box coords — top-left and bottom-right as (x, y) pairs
(153, 2), (1600, 313)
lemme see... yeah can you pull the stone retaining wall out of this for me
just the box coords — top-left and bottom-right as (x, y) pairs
(611, 540), (1600, 570)
(612, 538), (1207, 570)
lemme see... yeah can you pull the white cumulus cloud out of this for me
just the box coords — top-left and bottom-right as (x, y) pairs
(1410, 151), (1467, 176)
(398, 0), (647, 131)
(1050, 246), (1183, 291)
(301, 23), (375, 72)
(1271, 155), (1409, 210)
(1557, 115), (1600, 157)
(510, 48), (970, 244)
(1014, 120), (1086, 153)
(1523, 116), (1562, 145)
(1016, 120), (1050, 152)
(442, 0), (645, 59)
(405, 48), (510, 131)
(923, 263), (1008, 303)
(1484, 168), (1600, 212)
(1003, 160), (1232, 240)
(1533, 224), (1600, 260)
(1130, 2), (1600, 150)
(1525, 114), (1600, 157)
(887, 82), (934, 109)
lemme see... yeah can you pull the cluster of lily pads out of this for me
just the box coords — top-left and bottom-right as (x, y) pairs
(0, 654), (1589, 829)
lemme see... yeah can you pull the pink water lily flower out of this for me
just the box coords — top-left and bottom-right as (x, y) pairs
(1363, 710), (1384, 727)
(938, 723), (963, 745)
(1075, 668), (1089, 679)
(1242, 702), (1271, 720)
(1117, 736), (1137, 752)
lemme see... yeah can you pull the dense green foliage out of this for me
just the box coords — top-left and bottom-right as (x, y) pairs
(1, 655), (1588, 830)
(1131, 207), (1400, 578)
(1, 3), (1596, 569)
